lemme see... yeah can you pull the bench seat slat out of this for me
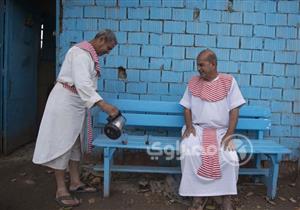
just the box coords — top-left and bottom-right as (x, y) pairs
(98, 114), (271, 130)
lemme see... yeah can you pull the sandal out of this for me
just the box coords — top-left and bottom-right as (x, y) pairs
(55, 195), (80, 207)
(69, 184), (98, 193)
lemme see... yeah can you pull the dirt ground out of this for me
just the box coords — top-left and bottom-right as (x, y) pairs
(0, 143), (300, 210)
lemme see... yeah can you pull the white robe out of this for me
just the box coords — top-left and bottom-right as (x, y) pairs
(33, 46), (102, 164)
(179, 76), (246, 196)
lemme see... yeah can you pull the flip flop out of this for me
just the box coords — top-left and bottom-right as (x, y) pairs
(55, 195), (80, 207)
(70, 184), (98, 193)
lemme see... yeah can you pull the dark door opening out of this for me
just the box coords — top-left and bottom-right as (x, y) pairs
(1, 0), (55, 154)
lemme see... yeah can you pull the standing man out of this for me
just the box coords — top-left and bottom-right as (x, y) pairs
(179, 49), (246, 210)
(33, 29), (119, 207)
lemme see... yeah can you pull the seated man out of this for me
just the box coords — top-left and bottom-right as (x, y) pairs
(179, 49), (246, 210)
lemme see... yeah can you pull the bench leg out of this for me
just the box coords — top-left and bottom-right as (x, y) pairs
(103, 148), (112, 197)
(266, 154), (280, 200)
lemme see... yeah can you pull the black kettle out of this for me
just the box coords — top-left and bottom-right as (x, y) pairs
(104, 112), (126, 140)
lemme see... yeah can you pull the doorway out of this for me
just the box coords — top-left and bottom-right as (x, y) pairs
(1, 0), (55, 154)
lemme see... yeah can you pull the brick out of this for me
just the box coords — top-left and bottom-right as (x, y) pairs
(95, 0), (116, 6)
(287, 40), (300, 51)
(271, 101), (292, 112)
(128, 8), (149, 19)
(148, 83), (168, 94)
(207, 0), (227, 10)
(162, 0), (184, 8)
(295, 78), (300, 88)
(251, 75), (272, 87)
(98, 20), (119, 31)
(172, 34), (194, 46)
(233, 0), (254, 12)
(76, 19), (97, 30)
(64, 0), (95, 6)
(161, 71), (183, 82)
(209, 23), (230, 35)
(105, 56), (127, 68)
(140, 94), (161, 101)
(120, 20), (140, 32)
(254, 1), (276, 12)
(240, 87), (261, 99)
(150, 8), (172, 20)
(125, 69), (140, 82)
(195, 35), (216, 47)
(254, 26), (275, 38)
(84, 6), (105, 18)
(264, 39), (285, 51)
(292, 127), (300, 137)
(118, 0), (139, 7)
(184, 72), (197, 82)
(140, 70), (161, 82)
(287, 14), (300, 26)
(164, 21), (185, 33)
(164, 46), (185, 59)
(63, 19), (76, 30)
(140, 0), (161, 7)
(283, 90), (300, 101)
(150, 34), (171, 45)
(104, 80), (125, 92)
(270, 126), (291, 137)
(150, 58), (172, 70)
(169, 83), (186, 95)
(141, 45), (163, 57)
(217, 36), (239, 48)
(286, 65), (300, 77)
(252, 51), (274, 63)
(275, 52), (296, 64)
(294, 102), (300, 113)
(231, 24), (252, 36)
(263, 63), (285, 76)
(115, 32), (127, 44)
(128, 57), (149, 69)
(118, 93), (139, 100)
(266, 14), (287, 26)
(161, 95), (182, 101)
(172, 9), (194, 21)
(120, 45), (140, 56)
(84, 31), (97, 40)
(240, 62), (261, 74)
(128, 33), (148, 44)
(276, 27), (297, 39)
(142, 20), (163, 33)
(211, 48), (230, 60)
(278, 1), (299, 13)
(186, 47), (205, 59)
(271, 113), (281, 125)
(186, 22), (208, 34)
(172, 59), (194, 72)
(126, 82), (147, 94)
(100, 68), (118, 80)
(249, 100), (269, 107)
(241, 37), (263, 49)
(64, 6), (83, 18)
(185, 0), (206, 9)
(230, 49), (251, 61)
(106, 8), (126, 19)
(232, 74), (250, 87)
(221, 12), (243, 24)
(218, 61), (239, 73)
(273, 77), (294, 88)
(244, 12), (265, 25)
(108, 45), (118, 56)
(200, 10), (222, 22)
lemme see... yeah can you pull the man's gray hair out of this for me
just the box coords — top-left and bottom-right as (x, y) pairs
(94, 29), (118, 44)
(198, 49), (217, 66)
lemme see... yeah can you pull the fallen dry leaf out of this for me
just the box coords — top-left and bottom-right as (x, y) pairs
(246, 192), (254, 197)
(265, 197), (276, 205)
(88, 198), (95, 204)
(278, 196), (287, 201)
(10, 178), (17, 182)
(289, 197), (297, 203)
(289, 183), (297, 187)
(24, 179), (35, 185)
(19, 172), (27, 176)
(256, 205), (261, 209)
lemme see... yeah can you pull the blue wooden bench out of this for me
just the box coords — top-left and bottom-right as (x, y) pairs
(92, 99), (291, 199)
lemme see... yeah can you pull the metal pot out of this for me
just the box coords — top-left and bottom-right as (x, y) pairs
(104, 112), (126, 140)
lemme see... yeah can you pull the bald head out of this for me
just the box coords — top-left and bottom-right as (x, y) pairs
(197, 49), (217, 67)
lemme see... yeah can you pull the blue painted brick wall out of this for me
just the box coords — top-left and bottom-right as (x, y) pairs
(59, 0), (300, 158)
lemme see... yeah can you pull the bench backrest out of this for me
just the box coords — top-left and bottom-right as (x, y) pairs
(97, 99), (271, 140)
